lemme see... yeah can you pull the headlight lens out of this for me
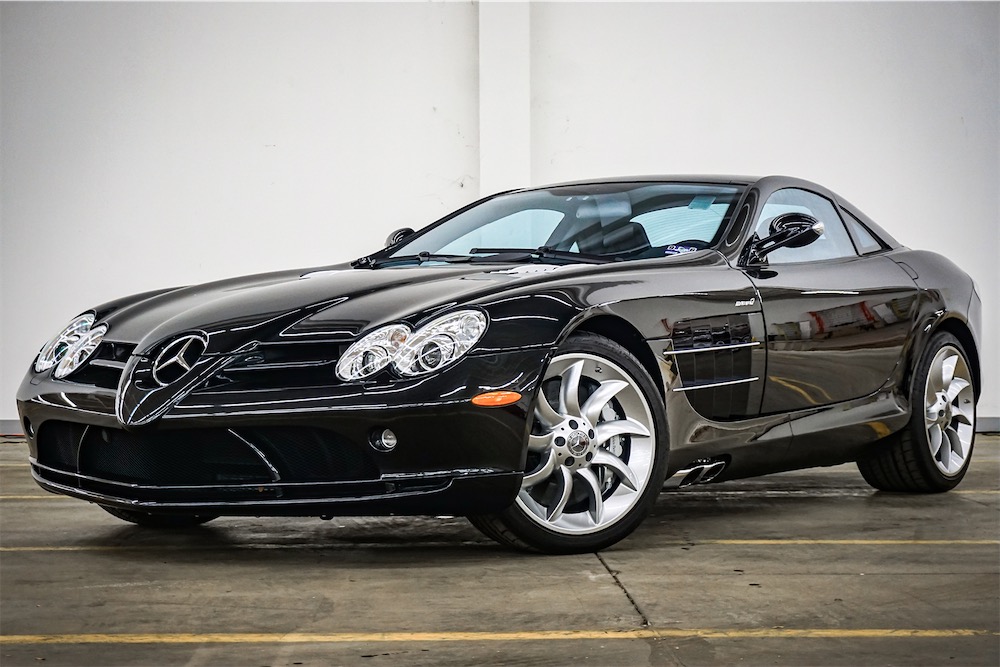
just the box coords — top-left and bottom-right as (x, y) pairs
(34, 313), (96, 373)
(54, 324), (108, 379)
(336, 324), (412, 381)
(395, 310), (488, 377)
(335, 310), (488, 381)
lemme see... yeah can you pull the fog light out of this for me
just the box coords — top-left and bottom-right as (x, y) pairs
(371, 428), (398, 452)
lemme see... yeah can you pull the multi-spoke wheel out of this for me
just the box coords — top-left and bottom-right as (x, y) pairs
(923, 345), (975, 475)
(469, 333), (668, 553)
(858, 332), (977, 492)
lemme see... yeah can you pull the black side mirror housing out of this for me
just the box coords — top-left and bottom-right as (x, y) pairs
(749, 213), (824, 263)
(385, 227), (415, 248)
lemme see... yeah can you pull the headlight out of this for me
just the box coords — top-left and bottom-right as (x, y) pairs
(335, 310), (488, 382)
(54, 324), (108, 379)
(395, 311), (488, 376)
(336, 324), (412, 381)
(34, 313), (96, 373)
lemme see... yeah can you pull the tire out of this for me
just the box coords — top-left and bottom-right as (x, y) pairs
(469, 332), (669, 553)
(857, 331), (976, 492)
(100, 505), (218, 528)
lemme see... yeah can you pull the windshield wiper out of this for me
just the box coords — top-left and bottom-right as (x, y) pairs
(353, 252), (474, 269)
(469, 246), (616, 264)
(353, 246), (617, 269)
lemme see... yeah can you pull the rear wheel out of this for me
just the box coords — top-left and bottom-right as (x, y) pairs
(857, 331), (976, 492)
(469, 333), (668, 553)
(100, 505), (218, 528)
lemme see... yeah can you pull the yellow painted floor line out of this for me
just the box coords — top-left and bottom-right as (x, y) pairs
(2, 538), (997, 553)
(1, 629), (997, 644)
(706, 539), (999, 545)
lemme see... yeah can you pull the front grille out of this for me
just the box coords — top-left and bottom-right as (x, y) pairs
(78, 428), (272, 485)
(68, 341), (137, 389)
(35, 422), (85, 471)
(246, 427), (377, 482)
(34, 422), (381, 496)
(200, 342), (347, 392)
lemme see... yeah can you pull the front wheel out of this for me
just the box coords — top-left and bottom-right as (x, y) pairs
(470, 333), (668, 553)
(100, 505), (218, 528)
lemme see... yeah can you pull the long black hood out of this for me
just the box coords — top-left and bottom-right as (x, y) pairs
(106, 262), (592, 428)
(97, 263), (580, 355)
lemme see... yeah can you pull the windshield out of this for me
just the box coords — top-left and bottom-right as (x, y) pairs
(389, 183), (744, 261)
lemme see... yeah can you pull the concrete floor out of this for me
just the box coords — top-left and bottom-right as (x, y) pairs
(1, 435), (997, 666)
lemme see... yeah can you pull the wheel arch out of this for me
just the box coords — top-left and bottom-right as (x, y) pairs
(567, 314), (665, 402)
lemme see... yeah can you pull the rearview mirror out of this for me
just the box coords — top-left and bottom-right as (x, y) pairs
(385, 227), (415, 248)
(749, 213), (824, 263)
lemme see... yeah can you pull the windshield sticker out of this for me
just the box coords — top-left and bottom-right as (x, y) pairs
(688, 195), (716, 210)
(664, 245), (699, 255)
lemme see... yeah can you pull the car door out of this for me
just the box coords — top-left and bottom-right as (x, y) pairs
(743, 187), (919, 415)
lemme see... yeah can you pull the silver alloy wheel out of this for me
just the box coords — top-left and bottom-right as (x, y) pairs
(924, 344), (975, 476)
(516, 352), (656, 535)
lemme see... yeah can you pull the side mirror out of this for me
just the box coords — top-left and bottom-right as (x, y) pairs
(749, 213), (824, 262)
(385, 227), (415, 248)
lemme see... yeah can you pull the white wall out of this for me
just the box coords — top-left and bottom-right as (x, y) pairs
(2, 2), (997, 425)
(529, 2), (999, 420)
(1, 2), (480, 425)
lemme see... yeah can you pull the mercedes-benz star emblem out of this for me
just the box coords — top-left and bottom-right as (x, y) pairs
(152, 334), (207, 386)
(567, 430), (591, 457)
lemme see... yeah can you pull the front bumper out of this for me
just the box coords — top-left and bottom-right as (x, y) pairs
(16, 348), (549, 516)
(31, 463), (523, 517)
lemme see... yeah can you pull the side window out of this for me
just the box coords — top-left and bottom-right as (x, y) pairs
(753, 188), (857, 264)
(843, 209), (885, 255)
(436, 209), (564, 254)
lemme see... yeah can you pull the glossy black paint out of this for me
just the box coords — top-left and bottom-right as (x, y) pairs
(16, 175), (981, 517)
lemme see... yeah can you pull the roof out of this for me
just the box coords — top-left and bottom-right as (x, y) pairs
(526, 175), (759, 190)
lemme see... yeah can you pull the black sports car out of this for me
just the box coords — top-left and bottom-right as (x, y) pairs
(17, 175), (982, 553)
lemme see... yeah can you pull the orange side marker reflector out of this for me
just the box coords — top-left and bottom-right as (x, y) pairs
(471, 391), (522, 407)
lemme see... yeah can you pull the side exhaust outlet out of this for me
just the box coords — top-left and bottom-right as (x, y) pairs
(663, 459), (727, 489)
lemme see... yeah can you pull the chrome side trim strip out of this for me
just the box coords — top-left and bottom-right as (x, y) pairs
(663, 341), (760, 356)
(673, 377), (759, 392)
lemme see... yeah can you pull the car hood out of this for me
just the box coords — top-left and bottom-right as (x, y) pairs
(99, 262), (590, 355)
(91, 250), (730, 427)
